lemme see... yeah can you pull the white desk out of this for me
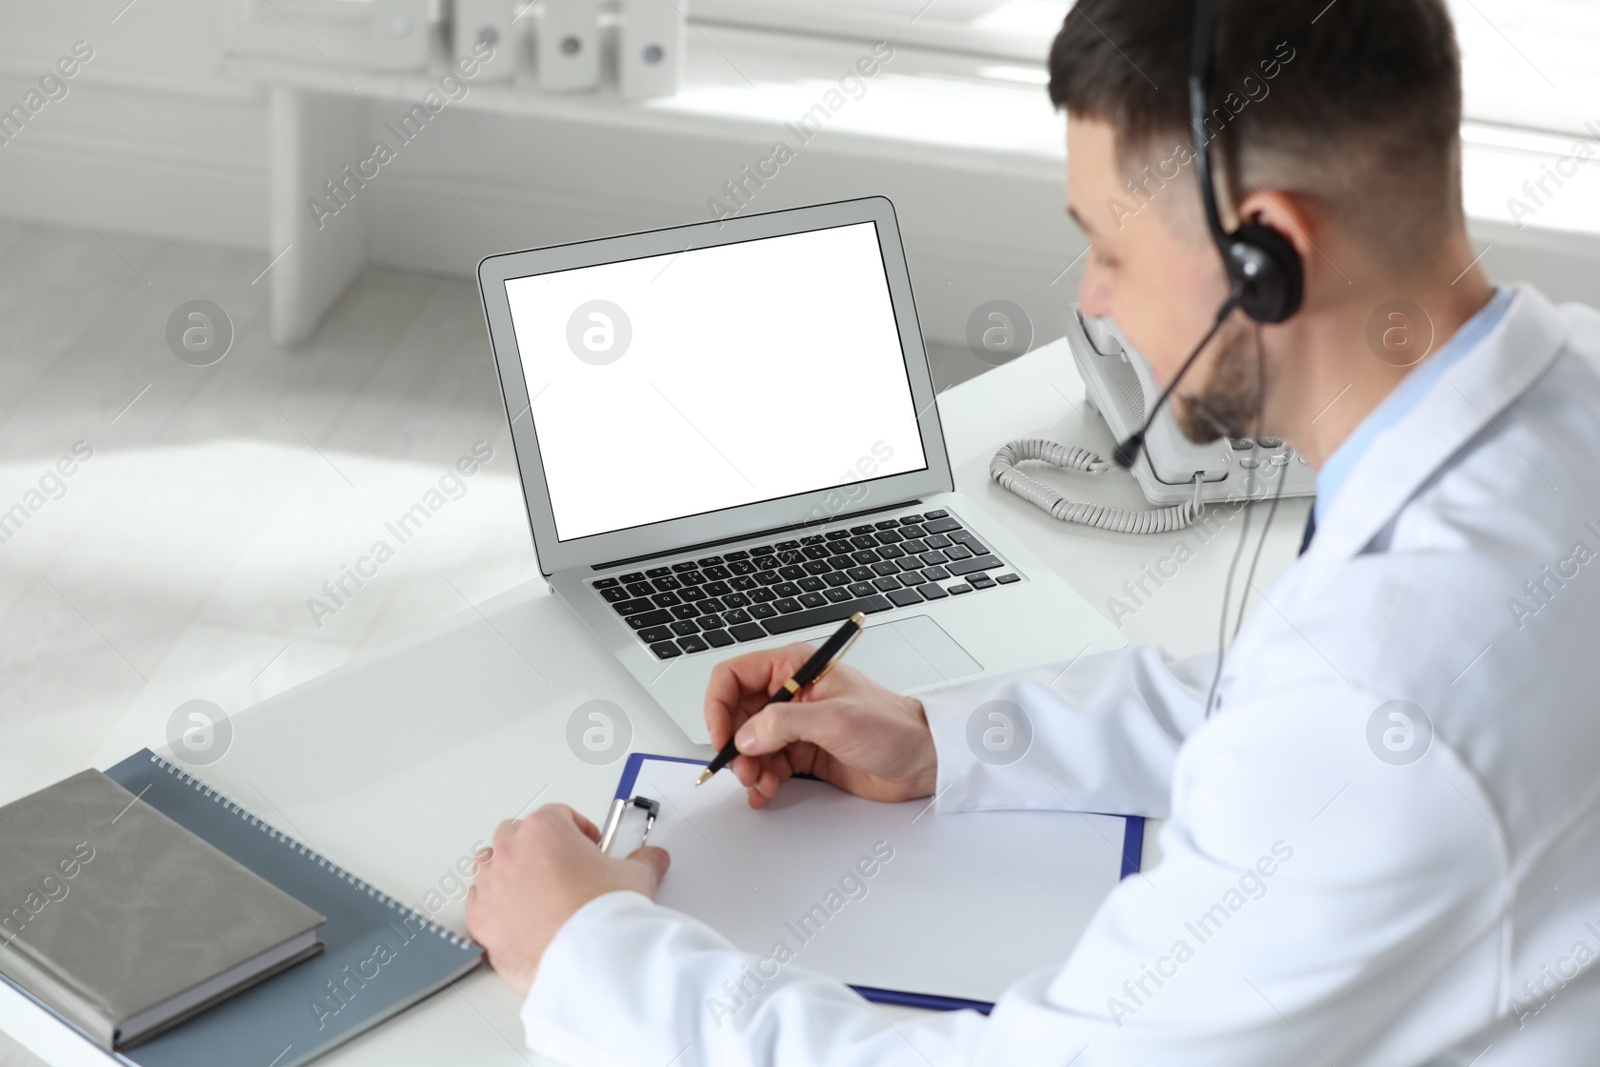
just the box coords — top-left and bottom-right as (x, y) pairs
(3, 339), (1310, 1067)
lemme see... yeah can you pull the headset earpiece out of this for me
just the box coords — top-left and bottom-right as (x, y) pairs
(1225, 221), (1303, 324)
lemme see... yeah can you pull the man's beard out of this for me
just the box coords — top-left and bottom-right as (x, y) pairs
(1173, 320), (1264, 444)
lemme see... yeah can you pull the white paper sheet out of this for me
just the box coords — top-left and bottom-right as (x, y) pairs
(606, 757), (1137, 1005)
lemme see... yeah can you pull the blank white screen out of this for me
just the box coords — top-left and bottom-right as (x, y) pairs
(504, 222), (929, 542)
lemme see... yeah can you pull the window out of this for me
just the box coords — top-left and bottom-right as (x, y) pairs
(1448, 0), (1600, 136)
(696, 0), (1600, 136)
(692, 0), (1072, 62)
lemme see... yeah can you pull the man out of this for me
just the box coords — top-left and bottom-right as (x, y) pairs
(467, 0), (1600, 1061)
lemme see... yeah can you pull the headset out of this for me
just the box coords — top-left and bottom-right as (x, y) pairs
(1112, 0), (1305, 470)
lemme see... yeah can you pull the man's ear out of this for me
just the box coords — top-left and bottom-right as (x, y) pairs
(1232, 187), (1318, 275)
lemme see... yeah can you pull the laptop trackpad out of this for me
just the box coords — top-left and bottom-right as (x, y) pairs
(848, 615), (982, 691)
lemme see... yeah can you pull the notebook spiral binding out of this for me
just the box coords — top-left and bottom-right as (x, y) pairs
(145, 752), (476, 952)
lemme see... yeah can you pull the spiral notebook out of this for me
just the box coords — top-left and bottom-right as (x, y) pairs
(0, 750), (483, 1067)
(603, 754), (1144, 1013)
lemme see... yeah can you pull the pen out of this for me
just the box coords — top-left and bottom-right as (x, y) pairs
(695, 612), (868, 786)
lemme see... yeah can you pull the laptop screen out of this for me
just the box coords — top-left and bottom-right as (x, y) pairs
(503, 220), (931, 543)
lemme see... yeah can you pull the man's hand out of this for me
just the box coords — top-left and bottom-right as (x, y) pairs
(466, 804), (669, 995)
(706, 645), (938, 809)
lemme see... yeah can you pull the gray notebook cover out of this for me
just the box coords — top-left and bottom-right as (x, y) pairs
(0, 751), (483, 1067)
(0, 769), (326, 1048)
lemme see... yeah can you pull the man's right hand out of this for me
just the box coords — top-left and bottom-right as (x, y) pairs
(704, 645), (938, 809)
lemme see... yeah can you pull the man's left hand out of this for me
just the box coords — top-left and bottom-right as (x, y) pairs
(466, 804), (670, 995)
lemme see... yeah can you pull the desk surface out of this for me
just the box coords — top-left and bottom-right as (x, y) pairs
(6, 339), (1309, 1067)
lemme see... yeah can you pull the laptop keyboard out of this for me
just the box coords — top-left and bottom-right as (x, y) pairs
(588, 508), (1021, 660)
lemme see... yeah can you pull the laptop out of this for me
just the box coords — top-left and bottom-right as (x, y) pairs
(478, 197), (1121, 744)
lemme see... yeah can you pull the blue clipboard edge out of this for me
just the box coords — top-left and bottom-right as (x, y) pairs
(612, 752), (1147, 1015)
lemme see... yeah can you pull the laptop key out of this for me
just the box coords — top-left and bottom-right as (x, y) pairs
(848, 582), (876, 597)
(948, 554), (1003, 576)
(802, 560), (831, 576)
(951, 531), (988, 553)
(615, 598), (656, 615)
(730, 623), (767, 642)
(825, 530), (852, 540)
(626, 582), (653, 598)
(923, 517), (962, 534)
(731, 575), (758, 590)
(943, 545), (974, 562)
(628, 610), (674, 628)
(749, 603), (778, 619)
(899, 516), (924, 526)
(888, 588), (924, 607)
(799, 592), (827, 609)
(970, 575), (997, 590)
(679, 570), (706, 586)
(729, 559), (756, 575)
(900, 538), (928, 554)
(775, 540), (801, 551)
(823, 572), (850, 587)
(650, 641), (682, 660)
(850, 535), (877, 550)
(702, 629), (736, 649)
(875, 530), (904, 544)
(699, 555), (724, 566)
(652, 592), (683, 607)
(725, 550), (751, 561)
(700, 598), (726, 613)
(774, 598), (803, 614)
(923, 509), (950, 520)
(670, 620), (700, 637)
(847, 567), (875, 582)
(647, 566), (673, 577)
(824, 588), (852, 603)
(778, 565), (806, 580)
(670, 604), (700, 620)
(878, 546), (906, 560)
(679, 586), (708, 602)
(653, 576), (683, 591)
(897, 558), (924, 573)
(875, 520), (901, 530)
(722, 608), (752, 624)
(672, 561), (698, 572)
(920, 550), (949, 565)
(852, 549), (882, 565)
(917, 583), (950, 600)
(599, 586), (630, 603)
(996, 573), (1021, 585)
(948, 584), (974, 596)
(594, 577), (620, 589)
(797, 577), (825, 592)
(873, 576), (901, 593)
(872, 561), (899, 577)
(922, 566), (951, 582)
(703, 565), (732, 581)
(755, 570), (783, 586)
(774, 582), (802, 598)
(762, 595), (894, 635)
(850, 524), (875, 535)
(699, 613), (725, 630)
(750, 588), (777, 603)
(752, 545), (776, 556)
(722, 592), (752, 607)
(678, 635), (710, 654)
(621, 572), (647, 584)
(637, 626), (674, 642)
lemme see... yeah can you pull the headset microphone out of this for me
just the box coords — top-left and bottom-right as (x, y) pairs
(1113, 288), (1244, 469)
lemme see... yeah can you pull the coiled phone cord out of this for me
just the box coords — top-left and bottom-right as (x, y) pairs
(990, 438), (1205, 534)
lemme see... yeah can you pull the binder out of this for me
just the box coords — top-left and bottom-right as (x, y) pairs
(0, 750), (483, 1067)
(601, 753), (1144, 1013)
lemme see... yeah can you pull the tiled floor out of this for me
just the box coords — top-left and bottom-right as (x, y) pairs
(0, 219), (544, 815)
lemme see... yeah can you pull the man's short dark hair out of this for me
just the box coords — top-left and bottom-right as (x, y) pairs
(1048, 0), (1464, 265)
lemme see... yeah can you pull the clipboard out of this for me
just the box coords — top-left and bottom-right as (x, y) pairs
(601, 753), (1144, 1014)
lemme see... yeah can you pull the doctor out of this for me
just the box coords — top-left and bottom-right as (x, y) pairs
(467, 0), (1600, 1062)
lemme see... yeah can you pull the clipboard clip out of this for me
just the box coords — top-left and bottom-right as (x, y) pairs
(598, 794), (660, 854)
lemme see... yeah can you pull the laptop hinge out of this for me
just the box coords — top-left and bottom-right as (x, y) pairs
(591, 500), (924, 571)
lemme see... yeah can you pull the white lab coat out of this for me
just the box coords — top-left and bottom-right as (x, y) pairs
(520, 285), (1600, 1065)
